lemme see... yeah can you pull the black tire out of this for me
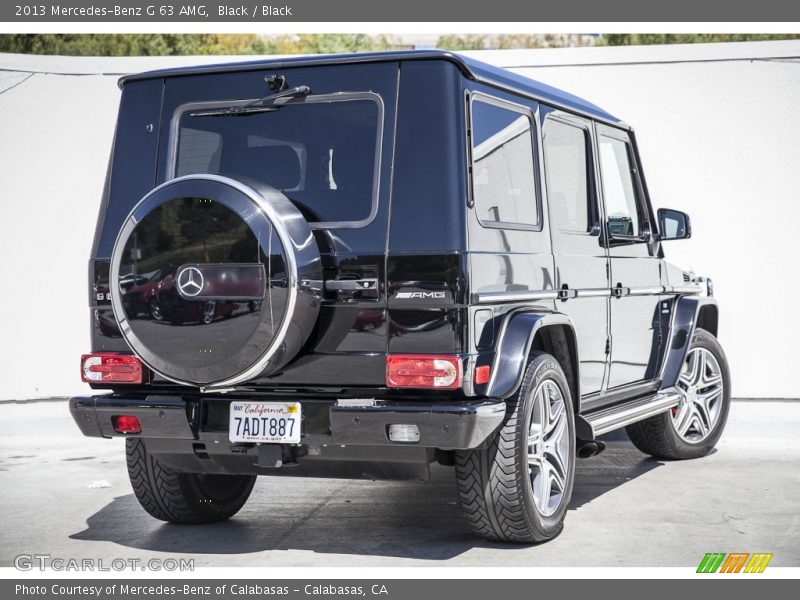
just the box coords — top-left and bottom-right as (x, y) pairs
(455, 352), (576, 543)
(626, 328), (731, 460)
(149, 298), (163, 321)
(201, 302), (215, 325)
(126, 438), (256, 524)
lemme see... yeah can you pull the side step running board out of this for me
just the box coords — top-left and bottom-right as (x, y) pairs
(581, 389), (682, 438)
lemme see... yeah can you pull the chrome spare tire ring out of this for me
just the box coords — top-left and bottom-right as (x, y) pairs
(109, 174), (322, 389)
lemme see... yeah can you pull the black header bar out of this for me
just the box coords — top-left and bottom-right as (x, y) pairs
(4, 0), (800, 22)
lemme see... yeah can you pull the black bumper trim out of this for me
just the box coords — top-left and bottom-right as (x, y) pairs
(69, 395), (506, 450)
(69, 395), (195, 440)
(329, 401), (506, 449)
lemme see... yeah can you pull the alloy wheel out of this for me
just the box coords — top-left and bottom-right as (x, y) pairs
(527, 379), (570, 517)
(672, 346), (724, 443)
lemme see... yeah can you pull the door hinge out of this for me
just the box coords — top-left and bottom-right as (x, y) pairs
(605, 338), (611, 355)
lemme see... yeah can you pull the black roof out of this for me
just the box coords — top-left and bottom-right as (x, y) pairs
(119, 49), (624, 126)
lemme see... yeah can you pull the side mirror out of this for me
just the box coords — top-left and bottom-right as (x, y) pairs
(657, 208), (692, 240)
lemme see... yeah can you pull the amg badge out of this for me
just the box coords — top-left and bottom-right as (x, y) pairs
(395, 291), (446, 299)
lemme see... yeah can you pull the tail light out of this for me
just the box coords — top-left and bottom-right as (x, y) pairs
(81, 353), (144, 384)
(386, 354), (462, 390)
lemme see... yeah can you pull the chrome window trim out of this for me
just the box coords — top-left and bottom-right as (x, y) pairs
(167, 91), (385, 230)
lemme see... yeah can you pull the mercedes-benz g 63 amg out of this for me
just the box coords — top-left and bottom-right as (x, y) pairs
(71, 50), (729, 542)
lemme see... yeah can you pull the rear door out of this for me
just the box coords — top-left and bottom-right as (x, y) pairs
(160, 61), (399, 388)
(595, 124), (663, 389)
(541, 109), (610, 395)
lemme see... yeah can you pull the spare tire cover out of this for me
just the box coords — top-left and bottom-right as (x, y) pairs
(110, 174), (321, 388)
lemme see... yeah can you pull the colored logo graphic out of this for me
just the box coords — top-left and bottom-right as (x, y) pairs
(697, 552), (773, 573)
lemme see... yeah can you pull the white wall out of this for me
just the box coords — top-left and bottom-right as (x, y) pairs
(1, 41), (798, 399)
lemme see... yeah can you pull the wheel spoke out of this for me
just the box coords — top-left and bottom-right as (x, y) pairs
(537, 462), (553, 513)
(693, 413), (709, 437)
(695, 350), (707, 386)
(675, 403), (695, 436)
(546, 395), (564, 434)
(538, 385), (551, 429)
(680, 351), (700, 386)
(549, 458), (566, 494)
(528, 454), (543, 471)
(545, 445), (568, 489)
(698, 373), (722, 390)
(693, 396), (712, 431)
(545, 411), (566, 447)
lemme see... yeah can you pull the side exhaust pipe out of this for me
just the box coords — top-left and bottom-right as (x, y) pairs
(577, 439), (607, 459)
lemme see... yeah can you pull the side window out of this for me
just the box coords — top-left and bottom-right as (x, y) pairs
(543, 119), (591, 235)
(470, 97), (539, 228)
(598, 134), (641, 238)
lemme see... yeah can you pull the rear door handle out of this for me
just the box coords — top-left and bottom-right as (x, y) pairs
(325, 278), (379, 292)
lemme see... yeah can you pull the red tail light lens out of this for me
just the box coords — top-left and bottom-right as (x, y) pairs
(81, 353), (144, 384)
(386, 355), (462, 390)
(474, 365), (492, 385)
(112, 415), (142, 434)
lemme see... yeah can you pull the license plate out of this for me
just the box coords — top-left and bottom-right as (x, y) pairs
(228, 402), (301, 443)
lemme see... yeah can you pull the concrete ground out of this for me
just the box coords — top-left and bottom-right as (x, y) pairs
(0, 399), (797, 567)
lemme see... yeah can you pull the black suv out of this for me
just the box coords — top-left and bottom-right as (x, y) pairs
(71, 50), (730, 543)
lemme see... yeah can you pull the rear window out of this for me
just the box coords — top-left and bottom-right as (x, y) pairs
(172, 93), (382, 228)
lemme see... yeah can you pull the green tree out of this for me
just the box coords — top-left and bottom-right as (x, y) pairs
(601, 33), (800, 46)
(0, 34), (400, 56)
(436, 35), (490, 51)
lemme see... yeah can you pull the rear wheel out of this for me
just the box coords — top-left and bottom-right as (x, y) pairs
(126, 438), (256, 524)
(455, 352), (575, 543)
(149, 298), (163, 321)
(626, 328), (731, 459)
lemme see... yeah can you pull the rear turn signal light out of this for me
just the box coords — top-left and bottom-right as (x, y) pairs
(386, 354), (462, 390)
(112, 415), (142, 434)
(474, 365), (491, 385)
(81, 353), (143, 384)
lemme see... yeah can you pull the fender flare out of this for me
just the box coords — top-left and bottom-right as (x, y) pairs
(486, 310), (579, 405)
(659, 295), (719, 390)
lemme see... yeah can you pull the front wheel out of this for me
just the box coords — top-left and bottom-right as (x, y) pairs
(126, 438), (256, 524)
(455, 352), (576, 543)
(626, 328), (731, 460)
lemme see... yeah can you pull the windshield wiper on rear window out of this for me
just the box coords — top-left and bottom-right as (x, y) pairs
(190, 85), (312, 118)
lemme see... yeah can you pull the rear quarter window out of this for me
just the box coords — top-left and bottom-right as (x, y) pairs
(470, 95), (540, 230)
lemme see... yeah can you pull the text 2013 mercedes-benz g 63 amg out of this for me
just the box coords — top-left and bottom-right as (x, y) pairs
(71, 50), (730, 542)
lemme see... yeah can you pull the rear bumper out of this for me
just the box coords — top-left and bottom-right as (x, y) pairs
(69, 395), (506, 450)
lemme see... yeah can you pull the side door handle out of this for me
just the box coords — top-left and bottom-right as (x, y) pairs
(558, 284), (578, 301)
(612, 283), (630, 298)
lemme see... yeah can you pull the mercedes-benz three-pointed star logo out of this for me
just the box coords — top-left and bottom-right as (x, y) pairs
(177, 266), (204, 298)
